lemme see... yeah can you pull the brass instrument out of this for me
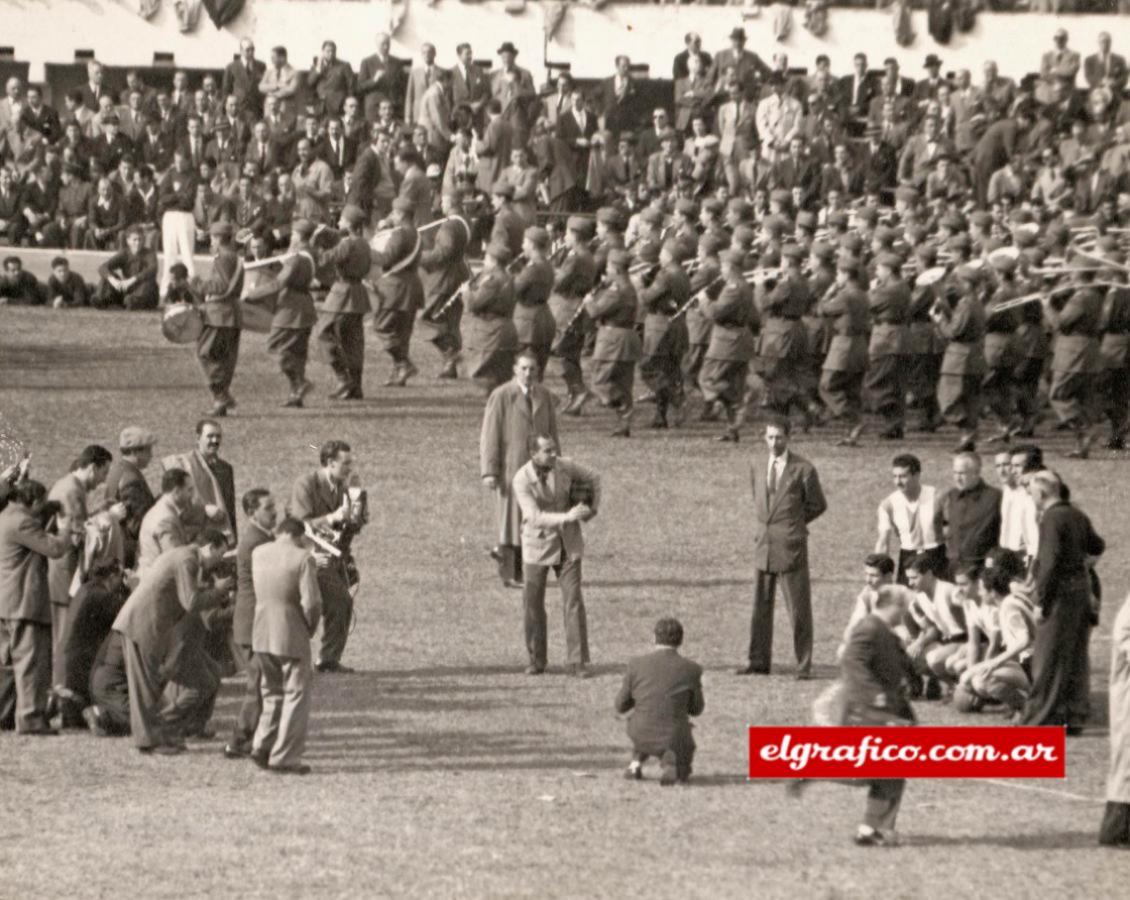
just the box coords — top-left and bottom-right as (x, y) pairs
(988, 281), (1122, 315)
(671, 276), (723, 322)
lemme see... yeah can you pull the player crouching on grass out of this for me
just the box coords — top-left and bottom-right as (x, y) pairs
(904, 554), (968, 701)
(614, 617), (705, 786)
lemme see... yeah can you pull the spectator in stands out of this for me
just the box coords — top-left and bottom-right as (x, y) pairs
(20, 163), (57, 247)
(492, 42), (537, 149)
(309, 40), (355, 118)
(711, 27), (768, 98)
(357, 32), (399, 123)
(260, 46), (299, 109)
(756, 73), (802, 164)
(675, 51), (713, 136)
(224, 37), (267, 119)
(405, 43), (443, 127)
(0, 255), (44, 305)
(0, 77), (23, 135)
(82, 60), (107, 113)
(839, 53), (877, 130)
(95, 227), (159, 311)
(46, 257), (88, 308)
(20, 85), (61, 145)
(1085, 32), (1128, 95)
(453, 42), (491, 129)
(293, 138), (334, 224)
(85, 176), (126, 250)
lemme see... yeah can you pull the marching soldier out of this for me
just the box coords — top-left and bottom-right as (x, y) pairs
(756, 243), (811, 423)
(490, 183), (524, 259)
(584, 248), (641, 438)
(803, 241), (836, 417)
(683, 233), (726, 414)
(463, 241), (520, 395)
(982, 254), (1022, 443)
(197, 221), (244, 417)
(586, 206), (627, 360)
(1097, 243), (1130, 450)
(245, 219), (318, 407)
(315, 204), (371, 400)
(931, 266), (987, 453)
(512, 226), (557, 377)
(862, 252), (911, 440)
(638, 239), (692, 429)
(819, 254), (871, 446)
(371, 197), (424, 387)
(1012, 239), (1050, 438)
(1045, 270), (1106, 458)
(700, 248), (757, 442)
(906, 245), (944, 432)
(418, 191), (473, 379)
(550, 216), (597, 415)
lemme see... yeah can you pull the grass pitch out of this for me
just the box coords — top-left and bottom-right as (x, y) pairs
(1, 307), (1127, 899)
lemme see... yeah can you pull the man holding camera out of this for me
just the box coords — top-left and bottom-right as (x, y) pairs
(289, 440), (366, 674)
(512, 434), (600, 678)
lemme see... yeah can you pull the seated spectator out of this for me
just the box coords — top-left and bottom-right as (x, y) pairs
(0, 166), (25, 245)
(163, 262), (198, 307)
(126, 165), (162, 251)
(0, 255), (45, 305)
(85, 177), (127, 250)
(46, 257), (89, 308)
(94, 228), (159, 311)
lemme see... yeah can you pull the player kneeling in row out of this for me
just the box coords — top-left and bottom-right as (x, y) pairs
(904, 553), (967, 700)
(615, 617), (704, 785)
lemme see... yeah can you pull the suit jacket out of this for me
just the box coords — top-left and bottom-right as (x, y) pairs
(596, 76), (644, 136)
(840, 614), (916, 723)
(674, 75), (715, 132)
(46, 473), (87, 607)
(512, 458), (600, 567)
(251, 540), (322, 660)
(317, 134), (357, 179)
(417, 84), (453, 152)
(490, 66), (537, 135)
(136, 493), (201, 573)
(20, 104), (62, 144)
(474, 117), (513, 193)
(233, 520), (275, 647)
(614, 648), (705, 754)
(112, 545), (212, 659)
(404, 65), (447, 126)
(1033, 501), (1105, 616)
(289, 470), (346, 529)
(1084, 52), (1129, 93)
(897, 134), (957, 186)
(710, 48), (769, 96)
(837, 73), (879, 120)
(1074, 170), (1118, 215)
(308, 60), (356, 116)
(243, 137), (283, 176)
(346, 146), (382, 217)
(673, 49), (713, 81)
(162, 450), (236, 541)
(717, 98), (758, 162)
(357, 53), (401, 122)
(0, 504), (70, 623)
(750, 452), (826, 574)
(646, 152), (692, 192)
(223, 58), (267, 117)
(451, 63), (491, 119)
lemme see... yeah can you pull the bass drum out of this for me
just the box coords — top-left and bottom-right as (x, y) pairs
(161, 303), (203, 344)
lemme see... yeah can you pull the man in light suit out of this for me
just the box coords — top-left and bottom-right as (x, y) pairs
(136, 468), (218, 573)
(250, 518), (322, 775)
(417, 70), (454, 159)
(404, 43), (445, 128)
(480, 351), (559, 588)
(718, 85), (758, 195)
(740, 418), (827, 678)
(1037, 28), (1081, 105)
(615, 617), (705, 785)
(223, 488), (277, 759)
(111, 533), (231, 754)
(162, 419), (237, 542)
(357, 32), (401, 124)
(289, 440), (366, 673)
(512, 434), (600, 677)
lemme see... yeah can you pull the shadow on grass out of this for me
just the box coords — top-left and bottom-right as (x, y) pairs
(587, 578), (750, 589)
(905, 830), (1099, 850)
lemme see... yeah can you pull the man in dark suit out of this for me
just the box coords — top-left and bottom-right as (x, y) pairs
(672, 31), (712, 81)
(244, 121), (282, 177)
(357, 32), (401, 123)
(346, 125), (384, 226)
(596, 55), (644, 138)
(223, 489), (277, 759)
(615, 617), (704, 785)
(451, 43), (491, 126)
(1020, 471), (1105, 732)
(1084, 32), (1128, 95)
(316, 118), (357, 181)
(222, 38), (267, 119)
(162, 419), (237, 544)
(289, 440), (367, 673)
(512, 434), (600, 678)
(710, 27), (770, 99)
(104, 427), (158, 569)
(308, 40), (356, 117)
(740, 418), (827, 678)
(839, 53), (879, 130)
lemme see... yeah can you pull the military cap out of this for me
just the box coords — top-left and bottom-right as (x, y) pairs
(781, 243), (806, 261)
(856, 207), (880, 226)
(990, 253), (1017, 274)
(873, 224), (897, 245)
(639, 207), (664, 227)
(702, 198), (724, 216)
(915, 244), (939, 266)
(662, 239), (688, 263)
(524, 225), (550, 247)
(732, 224), (755, 246)
(699, 232), (727, 255)
(596, 206), (625, 228)
(970, 210), (993, 228)
(796, 210), (817, 231)
(566, 215), (591, 234)
(947, 232), (972, 252)
(607, 248), (631, 268)
(635, 241), (660, 264)
(836, 252), (861, 274)
(895, 185), (919, 205)
(876, 252), (903, 270)
(721, 248), (747, 268)
(810, 240), (836, 261)
(827, 210), (850, 229)
(762, 215), (787, 235)
(726, 197), (751, 217)
(839, 232), (864, 254)
(939, 212), (967, 232)
(675, 198), (698, 217)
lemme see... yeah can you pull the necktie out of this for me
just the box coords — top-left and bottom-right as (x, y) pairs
(524, 391), (533, 419)
(768, 459), (778, 496)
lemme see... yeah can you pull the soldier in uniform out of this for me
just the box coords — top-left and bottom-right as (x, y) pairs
(756, 244), (811, 423)
(245, 219), (318, 407)
(862, 252), (911, 440)
(419, 191), (473, 379)
(512, 226), (557, 377)
(371, 197), (424, 387)
(584, 248), (641, 437)
(489, 183), (525, 259)
(1012, 240), (1050, 438)
(196, 222), (244, 417)
(982, 254), (1022, 443)
(638, 239), (692, 429)
(931, 266), (987, 453)
(906, 244), (944, 432)
(1096, 242), (1130, 450)
(550, 216), (598, 415)
(683, 233), (726, 415)
(819, 254), (871, 446)
(463, 241), (520, 394)
(1045, 272), (1106, 458)
(315, 205), (372, 400)
(803, 241), (836, 418)
(700, 249), (757, 443)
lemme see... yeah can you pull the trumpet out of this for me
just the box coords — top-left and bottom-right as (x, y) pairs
(987, 281), (1123, 315)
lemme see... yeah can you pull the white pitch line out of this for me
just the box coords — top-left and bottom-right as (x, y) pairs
(983, 779), (1103, 803)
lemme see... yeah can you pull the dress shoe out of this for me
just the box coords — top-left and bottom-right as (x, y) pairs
(795, 670), (812, 681)
(83, 706), (108, 737)
(270, 764), (312, 776)
(399, 360), (418, 383)
(735, 665), (770, 675)
(503, 578), (524, 589)
(854, 826), (899, 847)
(1067, 433), (1095, 460)
(223, 392), (237, 409)
(648, 414), (669, 429)
(611, 425), (631, 438)
(281, 396), (303, 408)
(659, 765), (679, 787)
(223, 742), (250, 759)
(567, 664), (592, 679)
(250, 751), (270, 769)
(437, 360), (458, 379)
(187, 728), (217, 741)
(314, 660), (355, 674)
(564, 390), (591, 416)
(524, 665), (544, 675)
(489, 546), (504, 563)
(1106, 435), (1126, 451)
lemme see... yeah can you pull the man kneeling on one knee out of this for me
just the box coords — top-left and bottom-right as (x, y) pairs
(904, 553), (968, 698)
(615, 617), (705, 785)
